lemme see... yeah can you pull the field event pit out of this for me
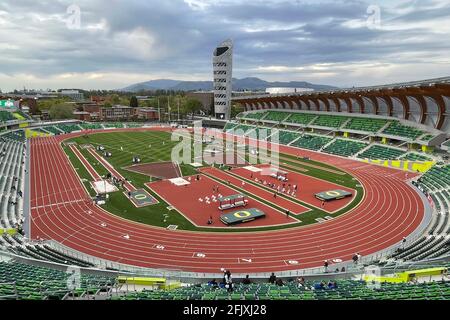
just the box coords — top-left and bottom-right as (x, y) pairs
(316, 190), (353, 202)
(169, 177), (191, 186)
(91, 180), (118, 194)
(190, 162), (203, 168)
(124, 162), (181, 179)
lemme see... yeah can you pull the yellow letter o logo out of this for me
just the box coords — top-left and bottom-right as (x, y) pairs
(234, 211), (252, 218)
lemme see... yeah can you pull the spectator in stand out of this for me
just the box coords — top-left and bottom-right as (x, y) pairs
(296, 277), (306, 288)
(224, 270), (233, 293)
(328, 281), (337, 289)
(313, 281), (326, 290)
(276, 278), (284, 286)
(242, 275), (251, 285)
(208, 279), (218, 288)
(269, 273), (277, 284)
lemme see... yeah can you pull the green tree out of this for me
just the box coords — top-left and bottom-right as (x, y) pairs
(48, 103), (74, 120)
(182, 98), (203, 119)
(231, 103), (245, 118)
(37, 98), (70, 113)
(130, 96), (139, 108)
(110, 94), (120, 105)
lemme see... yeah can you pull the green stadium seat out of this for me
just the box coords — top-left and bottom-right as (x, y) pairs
(322, 139), (368, 157)
(344, 118), (388, 133)
(382, 121), (425, 140)
(312, 115), (347, 128)
(358, 145), (406, 160)
(291, 134), (333, 151)
(285, 113), (317, 126)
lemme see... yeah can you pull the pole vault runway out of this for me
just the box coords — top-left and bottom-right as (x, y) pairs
(30, 128), (425, 273)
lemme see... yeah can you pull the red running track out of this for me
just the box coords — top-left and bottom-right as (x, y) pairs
(30, 128), (425, 273)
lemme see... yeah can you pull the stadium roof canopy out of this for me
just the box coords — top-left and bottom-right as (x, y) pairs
(232, 77), (450, 131)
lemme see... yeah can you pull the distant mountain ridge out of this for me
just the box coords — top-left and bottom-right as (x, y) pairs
(121, 77), (338, 92)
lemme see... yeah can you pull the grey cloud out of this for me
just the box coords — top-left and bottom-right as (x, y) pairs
(0, 0), (449, 90)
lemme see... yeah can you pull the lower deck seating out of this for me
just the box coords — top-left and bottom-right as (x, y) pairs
(113, 279), (450, 300)
(79, 123), (103, 130)
(0, 138), (25, 229)
(224, 122), (238, 131)
(103, 123), (124, 129)
(2, 130), (26, 142)
(253, 127), (272, 140)
(126, 123), (145, 128)
(284, 113), (317, 126)
(392, 165), (450, 261)
(43, 126), (63, 135)
(322, 139), (367, 157)
(312, 115), (347, 128)
(232, 124), (256, 136)
(357, 145), (406, 160)
(278, 130), (301, 145)
(263, 111), (291, 122)
(0, 261), (114, 300)
(344, 118), (388, 133)
(401, 153), (432, 162)
(416, 165), (450, 192)
(290, 134), (333, 151)
(383, 121), (425, 140)
(241, 112), (267, 120)
(55, 124), (81, 133)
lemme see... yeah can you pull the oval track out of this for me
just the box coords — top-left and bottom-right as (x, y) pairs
(30, 128), (425, 273)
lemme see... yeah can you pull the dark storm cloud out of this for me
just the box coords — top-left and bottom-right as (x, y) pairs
(0, 0), (449, 90)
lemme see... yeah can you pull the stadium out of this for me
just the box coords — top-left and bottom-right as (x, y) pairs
(1, 0), (450, 307)
(1, 74), (450, 302)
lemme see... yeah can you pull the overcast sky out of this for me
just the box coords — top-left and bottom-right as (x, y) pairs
(0, 0), (449, 91)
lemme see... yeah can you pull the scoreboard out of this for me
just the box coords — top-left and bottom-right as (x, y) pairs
(0, 100), (15, 108)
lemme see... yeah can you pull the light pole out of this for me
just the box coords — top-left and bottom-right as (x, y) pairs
(168, 95), (171, 123)
(177, 97), (180, 122)
(157, 98), (161, 123)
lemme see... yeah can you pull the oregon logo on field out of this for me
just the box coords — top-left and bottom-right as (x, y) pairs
(315, 189), (353, 201)
(326, 191), (341, 197)
(220, 208), (266, 225)
(126, 189), (158, 208)
(233, 210), (252, 218)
